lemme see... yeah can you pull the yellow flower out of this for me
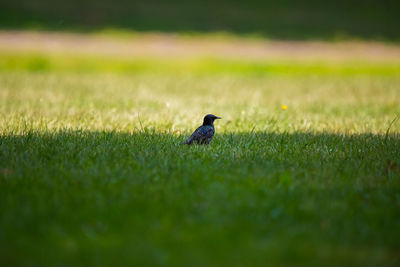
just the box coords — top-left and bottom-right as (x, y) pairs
(281, 105), (288, 110)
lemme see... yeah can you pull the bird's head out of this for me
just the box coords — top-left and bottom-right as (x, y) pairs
(203, 114), (221, 126)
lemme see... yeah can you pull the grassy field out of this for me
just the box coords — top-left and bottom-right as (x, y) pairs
(1, 39), (400, 266)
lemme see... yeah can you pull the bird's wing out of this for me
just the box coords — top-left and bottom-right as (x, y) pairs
(185, 126), (213, 144)
(201, 127), (215, 144)
(185, 126), (204, 144)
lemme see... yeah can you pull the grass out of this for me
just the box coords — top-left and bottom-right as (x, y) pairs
(1, 53), (400, 266)
(1, 51), (400, 75)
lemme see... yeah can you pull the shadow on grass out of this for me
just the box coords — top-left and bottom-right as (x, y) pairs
(1, 130), (399, 181)
(0, 130), (400, 266)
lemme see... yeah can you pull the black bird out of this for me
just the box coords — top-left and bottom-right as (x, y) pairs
(184, 114), (221, 145)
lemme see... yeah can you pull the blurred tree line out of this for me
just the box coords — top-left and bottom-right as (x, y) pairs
(1, 0), (399, 40)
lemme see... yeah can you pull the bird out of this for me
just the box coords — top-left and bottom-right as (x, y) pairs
(183, 114), (221, 145)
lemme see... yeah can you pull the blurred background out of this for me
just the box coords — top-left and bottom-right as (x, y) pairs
(1, 0), (400, 72)
(1, 0), (400, 40)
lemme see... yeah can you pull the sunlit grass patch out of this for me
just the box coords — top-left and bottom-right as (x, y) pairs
(1, 51), (400, 75)
(1, 71), (399, 134)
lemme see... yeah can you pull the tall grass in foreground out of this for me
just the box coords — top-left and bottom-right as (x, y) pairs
(0, 60), (400, 266)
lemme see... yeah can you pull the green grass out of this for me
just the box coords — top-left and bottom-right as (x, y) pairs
(1, 51), (400, 76)
(1, 57), (400, 266)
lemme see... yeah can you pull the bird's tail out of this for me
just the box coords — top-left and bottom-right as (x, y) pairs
(181, 138), (192, 145)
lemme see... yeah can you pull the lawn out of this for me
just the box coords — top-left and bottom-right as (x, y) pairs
(1, 46), (400, 266)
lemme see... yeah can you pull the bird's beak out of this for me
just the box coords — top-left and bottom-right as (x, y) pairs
(216, 116), (222, 119)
